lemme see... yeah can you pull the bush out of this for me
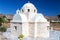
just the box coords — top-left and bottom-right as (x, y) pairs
(18, 34), (24, 40)
(57, 14), (60, 18)
(0, 26), (7, 32)
(0, 23), (2, 26)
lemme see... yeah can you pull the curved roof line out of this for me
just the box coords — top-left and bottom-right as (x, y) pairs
(11, 13), (27, 22)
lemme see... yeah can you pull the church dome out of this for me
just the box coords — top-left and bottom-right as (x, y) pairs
(22, 3), (36, 8)
(21, 2), (37, 14)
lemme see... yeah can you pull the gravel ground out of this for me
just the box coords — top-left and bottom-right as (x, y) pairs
(0, 30), (60, 40)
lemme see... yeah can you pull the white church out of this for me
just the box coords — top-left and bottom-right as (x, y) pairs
(10, 2), (50, 40)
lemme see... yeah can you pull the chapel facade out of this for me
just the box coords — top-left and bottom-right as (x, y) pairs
(10, 2), (50, 40)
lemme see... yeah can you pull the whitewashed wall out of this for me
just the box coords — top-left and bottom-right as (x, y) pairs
(37, 22), (49, 38)
(10, 22), (22, 37)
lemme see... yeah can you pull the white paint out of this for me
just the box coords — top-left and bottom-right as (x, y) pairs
(3, 2), (50, 40)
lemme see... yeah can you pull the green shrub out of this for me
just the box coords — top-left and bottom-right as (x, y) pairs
(0, 26), (7, 32)
(18, 34), (24, 40)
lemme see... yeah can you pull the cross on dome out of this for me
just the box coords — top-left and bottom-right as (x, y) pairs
(28, 1), (30, 3)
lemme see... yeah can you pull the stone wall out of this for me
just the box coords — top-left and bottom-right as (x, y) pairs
(50, 22), (60, 31)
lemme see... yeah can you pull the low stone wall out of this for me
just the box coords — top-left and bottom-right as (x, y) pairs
(50, 22), (60, 31)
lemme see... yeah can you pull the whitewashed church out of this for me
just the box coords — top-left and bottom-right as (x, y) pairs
(10, 2), (50, 40)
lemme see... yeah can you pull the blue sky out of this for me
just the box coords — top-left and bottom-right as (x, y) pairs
(0, 0), (60, 16)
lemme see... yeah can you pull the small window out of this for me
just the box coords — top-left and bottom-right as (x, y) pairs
(22, 9), (24, 12)
(18, 11), (19, 13)
(14, 26), (17, 30)
(47, 26), (50, 30)
(34, 9), (36, 13)
(28, 9), (30, 12)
